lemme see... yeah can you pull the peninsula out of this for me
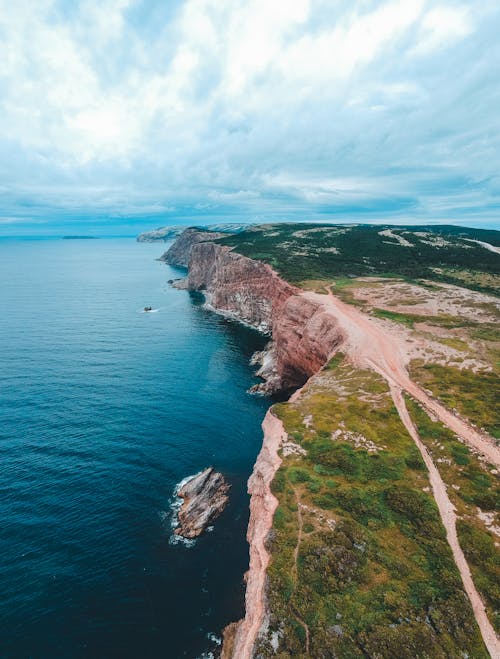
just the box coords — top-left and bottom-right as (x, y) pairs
(163, 223), (499, 658)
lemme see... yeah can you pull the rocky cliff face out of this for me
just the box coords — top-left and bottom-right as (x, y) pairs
(187, 241), (296, 335)
(160, 228), (225, 267)
(251, 294), (344, 393)
(175, 468), (230, 539)
(168, 231), (345, 392)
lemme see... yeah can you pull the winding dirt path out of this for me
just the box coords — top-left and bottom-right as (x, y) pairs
(304, 290), (499, 469)
(292, 491), (303, 585)
(227, 288), (499, 658)
(391, 386), (500, 658)
(301, 289), (500, 656)
(291, 491), (311, 655)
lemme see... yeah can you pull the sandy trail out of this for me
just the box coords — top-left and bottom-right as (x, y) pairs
(231, 410), (286, 659)
(303, 290), (499, 469)
(291, 492), (310, 655)
(391, 386), (500, 658)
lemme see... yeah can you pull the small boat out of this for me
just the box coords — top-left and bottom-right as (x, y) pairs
(144, 306), (153, 312)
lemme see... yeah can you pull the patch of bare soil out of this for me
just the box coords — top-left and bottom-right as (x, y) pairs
(352, 279), (500, 323)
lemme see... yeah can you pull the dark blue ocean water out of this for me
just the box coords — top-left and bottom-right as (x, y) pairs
(0, 238), (269, 658)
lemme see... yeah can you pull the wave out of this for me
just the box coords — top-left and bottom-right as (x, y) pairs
(160, 473), (200, 549)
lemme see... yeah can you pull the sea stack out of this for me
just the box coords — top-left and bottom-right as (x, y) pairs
(175, 468), (230, 539)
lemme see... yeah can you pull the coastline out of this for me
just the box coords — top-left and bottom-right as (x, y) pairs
(223, 410), (286, 658)
(163, 230), (500, 658)
(162, 235), (345, 656)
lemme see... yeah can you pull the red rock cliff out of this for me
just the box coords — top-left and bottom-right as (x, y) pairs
(174, 233), (344, 393)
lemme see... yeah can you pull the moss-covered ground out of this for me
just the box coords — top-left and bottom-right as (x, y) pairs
(216, 223), (500, 295)
(257, 357), (488, 658)
(410, 362), (500, 439)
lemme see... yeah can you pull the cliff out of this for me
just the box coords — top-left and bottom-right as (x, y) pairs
(165, 232), (344, 392)
(225, 410), (286, 659)
(160, 228), (225, 267)
(164, 228), (500, 659)
(165, 229), (345, 657)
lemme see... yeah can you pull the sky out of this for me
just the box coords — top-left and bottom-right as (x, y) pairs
(1, 0), (500, 236)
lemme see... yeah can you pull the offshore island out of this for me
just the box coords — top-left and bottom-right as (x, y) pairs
(140, 223), (500, 658)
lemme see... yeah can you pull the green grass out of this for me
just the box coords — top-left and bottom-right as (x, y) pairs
(410, 361), (500, 438)
(471, 323), (499, 342)
(457, 520), (500, 633)
(406, 397), (500, 632)
(371, 308), (475, 330)
(256, 362), (488, 657)
(372, 309), (420, 327)
(215, 223), (500, 295)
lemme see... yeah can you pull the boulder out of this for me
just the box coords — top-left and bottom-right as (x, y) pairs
(175, 468), (230, 538)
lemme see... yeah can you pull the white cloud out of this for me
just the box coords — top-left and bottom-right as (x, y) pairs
(412, 5), (472, 55)
(0, 0), (498, 230)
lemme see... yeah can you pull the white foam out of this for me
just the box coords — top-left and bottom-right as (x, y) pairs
(207, 632), (222, 646)
(168, 532), (196, 548)
(164, 473), (202, 549)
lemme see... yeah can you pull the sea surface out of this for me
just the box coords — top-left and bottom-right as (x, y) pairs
(0, 238), (270, 658)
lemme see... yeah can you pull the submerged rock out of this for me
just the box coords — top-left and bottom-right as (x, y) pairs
(175, 468), (230, 539)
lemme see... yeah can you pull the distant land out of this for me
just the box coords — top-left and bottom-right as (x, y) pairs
(157, 222), (500, 658)
(136, 223), (254, 242)
(62, 235), (99, 240)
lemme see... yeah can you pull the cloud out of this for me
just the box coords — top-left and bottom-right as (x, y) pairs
(0, 0), (499, 233)
(412, 6), (472, 55)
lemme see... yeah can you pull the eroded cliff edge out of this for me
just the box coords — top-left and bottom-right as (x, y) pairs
(162, 230), (344, 394)
(162, 228), (345, 658)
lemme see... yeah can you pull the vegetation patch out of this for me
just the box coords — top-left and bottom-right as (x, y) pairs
(410, 361), (500, 438)
(216, 223), (500, 294)
(406, 397), (500, 632)
(256, 362), (487, 657)
(432, 268), (500, 292)
(371, 308), (476, 330)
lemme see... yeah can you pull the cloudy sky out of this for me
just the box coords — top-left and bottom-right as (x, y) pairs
(1, 0), (499, 235)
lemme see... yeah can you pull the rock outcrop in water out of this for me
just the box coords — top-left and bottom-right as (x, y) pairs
(164, 230), (344, 393)
(175, 468), (230, 539)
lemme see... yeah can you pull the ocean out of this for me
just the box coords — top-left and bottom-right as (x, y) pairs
(0, 238), (270, 658)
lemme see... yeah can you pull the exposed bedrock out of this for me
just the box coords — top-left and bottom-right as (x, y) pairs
(166, 231), (345, 393)
(175, 467), (230, 539)
(160, 228), (225, 267)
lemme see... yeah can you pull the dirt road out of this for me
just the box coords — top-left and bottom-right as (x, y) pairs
(302, 290), (500, 656)
(392, 386), (500, 658)
(304, 290), (499, 469)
